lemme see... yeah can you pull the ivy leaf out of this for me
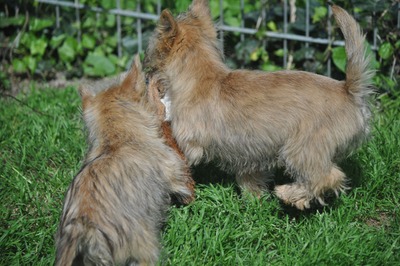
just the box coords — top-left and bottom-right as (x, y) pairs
(105, 14), (116, 28)
(12, 59), (27, 73)
(23, 56), (37, 74)
(378, 42), (394, 60)
(365, 42), (380, 70)
(20, 32), (36, 48)
(274, 49), (284, 57)
(225, 16), (240, 27)
(82, 16), (95, 29)
(92, 46), (106, 56)
(100, 0), (115, 9)
(267, 21), (277, 32)
(83, 53), (116, 76)
(0, 16), (25, 28)
(250, 50), (259, 61)
(224, 10), (240, 27)
(50, 34), (66, 49)
(332, 46), (346, 73)
(109, 54), (128, 68)
(105, 35), (117, 48)
(122, 17), (134, 27)
(30, 38), (48, 57)
(262, 63), (281, 71)
(30, 18), (53, 32)
(82, 35), (96, 49)
(58, 37), (78, 62)
(312, 7), (327, 23)
(210, 1), (219, 19)
(175, 0), (191, 12)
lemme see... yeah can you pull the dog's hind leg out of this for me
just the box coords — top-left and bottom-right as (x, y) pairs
(311, 164), (348, 202)
(275, 164), (347, 210)
(235, 171), (272, 197)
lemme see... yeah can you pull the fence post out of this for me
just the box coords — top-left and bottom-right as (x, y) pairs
(55, 0), (60, 28)
(327, 4), (332, 77)
(283, 0), (288, 69)
(116, 0), (122, 58)
(219, 0), (224, 54)
(137, 0), (142, 53)
(74, 0), (81, 43)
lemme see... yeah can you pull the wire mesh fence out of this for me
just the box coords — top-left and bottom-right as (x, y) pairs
(26, 0), (400, 77)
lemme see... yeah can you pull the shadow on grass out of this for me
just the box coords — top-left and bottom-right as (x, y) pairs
(172, 162), (236, 206)
(189, 157), (365, 219)
(192, 162), (234, 185)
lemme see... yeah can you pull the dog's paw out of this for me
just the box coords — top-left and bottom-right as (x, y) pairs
(274, 184), (312, 210)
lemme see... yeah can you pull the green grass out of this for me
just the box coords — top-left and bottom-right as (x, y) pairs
(1, 87), (399, 265)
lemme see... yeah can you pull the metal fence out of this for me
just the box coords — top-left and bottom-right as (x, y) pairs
(36, 0), (400, 75)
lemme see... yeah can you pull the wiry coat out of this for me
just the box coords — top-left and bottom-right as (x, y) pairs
(145, 0), (374, 210)
(55, 58), (193, 266)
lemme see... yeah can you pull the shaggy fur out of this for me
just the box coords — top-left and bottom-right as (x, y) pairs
(144, 0), (374, 210)
(147, 76), (196, 196)
(55, 57), (194, 266)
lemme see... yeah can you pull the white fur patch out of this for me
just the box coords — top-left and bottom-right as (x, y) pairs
(161, 92), (172, 121)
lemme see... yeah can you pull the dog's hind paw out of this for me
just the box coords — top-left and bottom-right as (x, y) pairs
(274, 184), (313, 210)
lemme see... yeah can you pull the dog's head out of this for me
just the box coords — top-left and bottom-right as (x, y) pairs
(79, 55), (146, 111)
(144, 0), (219, 74)
(78, 56), (149, 142)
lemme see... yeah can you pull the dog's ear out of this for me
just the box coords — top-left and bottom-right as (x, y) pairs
(121, 55), (146, 99)
(156, 9), (178, 52)
(78, 85), (94, 110)
(121, 58), (139, 91)
(189, 0), (216, 38)
(133, 55), (146, 97)
(190, 0), (211, 18)
(158, 9), (178, 38)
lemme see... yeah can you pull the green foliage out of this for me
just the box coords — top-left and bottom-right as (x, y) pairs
(312, 6), (327, 23)
(58, 37), (79, 63)
(30, 18), (53, 32)
(83, 53), (116, 76)
(1, 1), (153, 79)
(0, 16), (25, 27)
(378, 42), (394, 60)
(332, 46), (346, 73)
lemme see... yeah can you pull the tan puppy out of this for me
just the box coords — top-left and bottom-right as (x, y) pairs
(145, 0), (373, 210)
(55, 57), (194, 266)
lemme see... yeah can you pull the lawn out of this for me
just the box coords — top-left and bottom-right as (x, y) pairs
(0, 86), (399, 265)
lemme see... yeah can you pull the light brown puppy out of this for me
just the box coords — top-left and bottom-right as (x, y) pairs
(145, 0), (373, 210)
(55, 57), (194, 266)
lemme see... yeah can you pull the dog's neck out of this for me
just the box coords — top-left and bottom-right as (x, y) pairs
(165, 40), (229, 100)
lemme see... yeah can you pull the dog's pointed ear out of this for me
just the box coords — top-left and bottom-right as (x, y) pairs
(121, 57), (139, 91)
(158, 9), (178, 37)
(78, 85), (95, 109)
(133, 55), (146, 96)
(121, 55), (146, 98)
(190, 0), (211, 18)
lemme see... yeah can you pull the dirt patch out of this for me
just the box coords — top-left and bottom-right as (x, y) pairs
(365, 211), (392, 228)
(2, 70), (122, 97)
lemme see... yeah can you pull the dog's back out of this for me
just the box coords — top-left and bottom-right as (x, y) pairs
(56, 148), (171, 265)
(55, 58), (192, 265)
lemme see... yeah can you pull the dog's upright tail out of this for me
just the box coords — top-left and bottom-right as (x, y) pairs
(331, 4), (374, 97)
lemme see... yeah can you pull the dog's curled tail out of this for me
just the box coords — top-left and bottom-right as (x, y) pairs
(331, 3), (374, 97)
(55, 221), (113, 266)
